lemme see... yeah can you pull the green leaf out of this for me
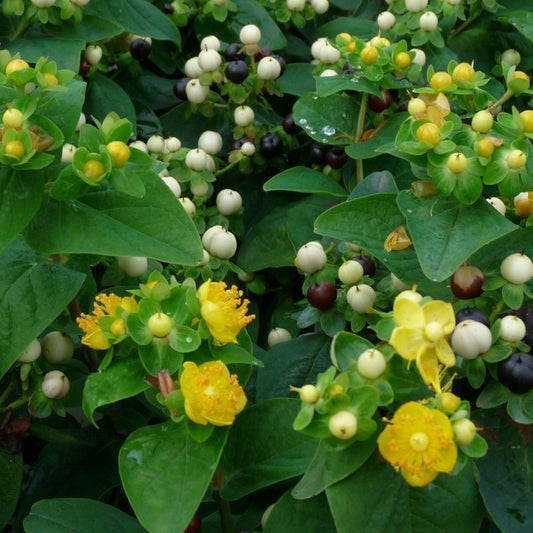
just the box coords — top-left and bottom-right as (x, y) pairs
(264, 166), (347, 197)
(255, 333), (331, 402)
(292, 437), (376, 499)
(279, 63), (316, 96)
(120, 422), (228, 533)
(476, 408), (533, 532)
(316, 73), (382, 98)
(498, 11), (533, 43)
(25, 171), (203, 265)
(502, 282), (524, 310)
(397, 191), (516, 281)
(138, 340), (182, 376)
(24, 498), (147, 533)
(326, 457), (483, 533)
(0, 239), (85, 380)
(466, 357), (486, 389)
(85, 74), (136, 131)
(314, 193), (429, 289)
(219, 399), (318, 500)
(293, 93), (359, 146)
(264, 491), (336, 533)
(86, 0), (180, 42)
(43, 14), (123, 41)
(318, 17), (378, 40)
(476, 381), (510, 408)
(0, 167), (43, 253)
(0, 450), (22, 531)
(331, 331), (373, 371)
(82, 357), (150, 427)
(346, 113), (409, 160)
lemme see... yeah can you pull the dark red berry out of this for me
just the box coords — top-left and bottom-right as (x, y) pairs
(450, 265), (486, 299)
(130, 38), (151, 60)
(310, 143), (327, 165)
(260, 133), (283, 157)
(255, 46), (272, 61)
(282, 113), (300, 135)
(173, 77), (190, 100)
(307, 280), (337, 310)
(368, 89), (394, 113)
(515, 305), (533, 331)
(455, 308), (490, 329)
(162, 2), (174, 13)
(351, 255), (376, 277)
(498, 352), (533, 394)
(325, 148), (348, 169)
(184, 513), (202, 533)
(225, 43), (244, 61)
(79, 59), (91, 76)
(225, 60), (249, 84)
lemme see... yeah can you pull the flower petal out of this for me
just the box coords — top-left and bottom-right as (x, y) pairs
(393, 297), (425, 328)
(401, 466), (439, 487)
(390, 327), (426, 361)
(416, 344), (440, 386)
(422, 301), (455, 335)
(435, 338), (456, 367)
(82, 328), (110, 350)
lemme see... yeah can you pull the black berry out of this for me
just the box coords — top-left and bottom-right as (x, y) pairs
(130, 38), (151, 60)
(225, 60), (249, 84)
(498, 352), (533, 394)
(162, 2), (174, 13)
(260, 133), (283, 158)
(351, 255), (376, 277)
(455, 308), (490, 329)
(310, 143), (327, 165)
(173, 78), (190, 100)
(225, 43), (244, 61)
(325, 148), (348, 169)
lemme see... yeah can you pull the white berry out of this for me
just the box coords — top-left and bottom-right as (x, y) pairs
(198, 49), (222, 72)
(357, 348), (386, 379)
(453, 418), (477, 446)
(377, 11), (396, 31)
(346, 284), (376, 313)
(198, 130), (223, 155)
(391, 273), (410, 292)
(328, 410), (357, 439)
(42, 370), (70, 399)
(216, 189), (243, 215)
(84, 45), (102, 65)
(241, 141), (256, 157)
(311, 0), (329, 14)
(287, 0), (305, 10)
(190, 179), (209, 197)
(71, 0), (91, 5)
(184, 57), (204, 78)
(338, 260), (364, 285)
(76, 112), (86, 132)
(117, 256), (148, 277)
(200, 35), (221, 51)
(419, 11), (438, 32)
(320, 69), (338, 77)
(451, 320), (492, 359)
(267, 327), (292, 347)
(318, 43), (341, 65)
(257, 57), (282, 80)
(161, 176), (181, 197)
(405, 0), (428, 12)
(501, 49), (521, 66)
(185, 148), (208, 171)
(499, 315), (526, 342)
(165, 137), (181, 152)
(31, 0), (56, 6)
(240, 24), (261, 45)
(487, 197), (506, 216)
(18, 339), (42, 363)
(500, 253), (533, 284)
(61, 143), (77, 163)
(311, 38), (328, 60)
(209, 229), (237, 259)
(185, 79), (210, 104)
(41, 331), (74, 364)
(234, 105), (255, 127)
(147, 134), (165, 153)
(410, 48), (426, 67)
(179, 197), (196, 215)
(129, 140), (148, 153)
(296, 241), (327, 273)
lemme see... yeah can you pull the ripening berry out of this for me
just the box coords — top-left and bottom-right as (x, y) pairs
(360, 46), (379, 65)
(452, 62), (475, 83)
(430, 71), (452, 90)
(419, 11), (438, 32)
(6, 59), (30, 75)
(416, 122), (441, 145)
(377, 11), (396, 31)
(471, 110), (493, 133)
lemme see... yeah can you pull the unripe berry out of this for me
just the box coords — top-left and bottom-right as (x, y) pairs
(3, 107), (24, 129)
(179, 197), (196, 215)
(287, 0), (306, 11)
(394, 52), (411, 69)
(234, 105), (255, 127)
(311, 0), (329, 14)
(453, 418), (477, 446)
(520, 110), (533, 133)
(377, 11), (396, 31)
(438, 392), (461, 414)
(360, 46), (379, 65)
(241, 141), (256, 157)
(408, 98), (426, 116)
(147, 135), (165, 153)
(18, 339), (42, 363)
(471, 110), (493, 133)
(268, 327), (292, 347)
(297, 384), (320, 403)
(499, 315), (526, 342)
(71, 0), (91, 5)
(501, 49), (521, 66)
(185, 148), (208, 171)
(328, 410), (357, 439)
(240, 24), (261, 45)
(200, 35), (221, 51)
(501, 253), (533, 284)
(42, 370), (70, 399)
(197, 130), (222, 155)
(185, 79), (210, 104)
(430, 71), (452, 90)
(198, 49), (222, 72)
(507, 149), (527, 170)
(84, 45), (102, 65)
(216, 189), (243, 215)
(447, 152), (468, 173)
(296, 242), (327, 273)
(487, 196), (506, 216)
(416, 122), (440, 145)
(148, 312), (172, 337)
(318, 43), (341, 65)
(477, 138), (495, 158)
(107, 141), (130, 167)
(357, 348), (386, 379)
(209, 229), (238, 259)
(346, 284), (376, 313)
(184, 57), (203, 78)
(411, 48), (426, 67)
(453, 62), (475, 83)
(405, 0), (427, 12)
(419, 11), (438, 32)
(117, 256), (148, 277)
(62, 143), (77, 163)
(4, 140), (25, 158)
(451, 320), (492, 359)
(338, 260), (364, 285)
(41, 331), (74, 364)
(6, 59), (30, 75)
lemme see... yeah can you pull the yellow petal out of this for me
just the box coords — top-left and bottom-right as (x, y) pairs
(393, 297), (425, 328)
(401, 466), (439, 487)
(197, 280), (211, 305)
(82, 328), (110, 350)
(416, 344), (440, 386)
(422, 301), (455, 335)
(184, 398), (209, 425)
(390, 327), (425, 361)
(435, 338), (456, 367)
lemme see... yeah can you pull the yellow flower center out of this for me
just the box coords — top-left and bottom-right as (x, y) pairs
(409, 431), (429, 452)
(110, 318), (126, 337)
(424, 321), (444, 341)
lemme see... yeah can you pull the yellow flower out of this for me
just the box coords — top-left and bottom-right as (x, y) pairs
(76, 294), (138, 350)
(378, 402), (457, 487)
(180, 360), (247, 426)
(389, 295), (455, 389)
(197, 280), (255, 345)
(411, 92), (451, 127)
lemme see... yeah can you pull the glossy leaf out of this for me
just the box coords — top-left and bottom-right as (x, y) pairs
(119, 422), (228, 533)
(0, 450), (22, 531)
(263, 166), (347, 197)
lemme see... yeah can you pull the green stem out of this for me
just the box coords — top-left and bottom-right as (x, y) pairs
(489, 298), (505, 324)
(0, 380), (17, 407)
(215, 160), (238, 177)
(10, 19), (30, 41)
(0, 398), (27, 413)
(449, 6), (482, 40)
(354, 92), (368, 184)
(215, 492), (233, 533)
(488, 89), (513, 112)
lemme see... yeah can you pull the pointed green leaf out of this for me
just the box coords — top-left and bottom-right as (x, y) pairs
(263, 166), (347, 197)
(0, 450), (22, 531)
